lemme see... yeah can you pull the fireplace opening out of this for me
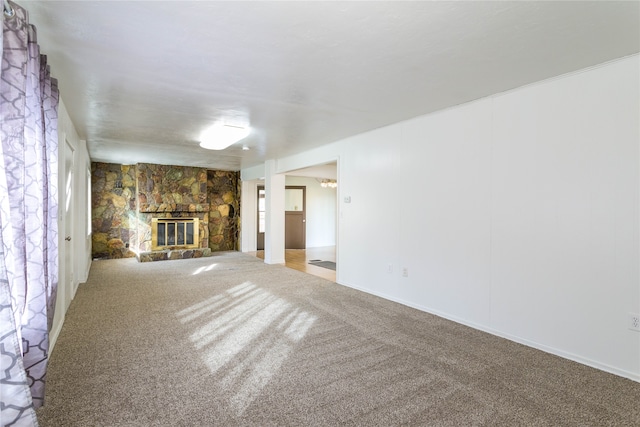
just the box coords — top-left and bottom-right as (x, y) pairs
(152, 217), (199, 250)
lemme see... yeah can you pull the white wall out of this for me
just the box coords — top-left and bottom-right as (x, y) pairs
(246, 55), (640, 380)
(240, 180), (258, 252)
(50, 98), (91, 353)
(487, 61), (639, 373)
(285, 176), (336, 248)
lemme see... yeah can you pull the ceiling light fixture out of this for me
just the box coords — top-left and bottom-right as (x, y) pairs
(199, 124), (250, 150)
(319, 179), (337, 188)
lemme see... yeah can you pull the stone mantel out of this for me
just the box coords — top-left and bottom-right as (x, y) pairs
(138, 203), (210, 213)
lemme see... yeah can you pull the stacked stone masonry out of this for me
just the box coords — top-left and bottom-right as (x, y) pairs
(207, 170), (240, 252)
(91, 162), (240, 262)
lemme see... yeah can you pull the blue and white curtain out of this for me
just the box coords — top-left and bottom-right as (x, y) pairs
(0, 0), (59, 425)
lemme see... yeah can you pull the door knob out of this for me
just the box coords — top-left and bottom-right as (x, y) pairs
(65, 236), (71, 241)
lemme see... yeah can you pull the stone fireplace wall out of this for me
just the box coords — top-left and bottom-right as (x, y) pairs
(91, 163), (137, 259)
(135, 163), (210, 255)
(91, 162), (240, 260)
(207, 170), (240, 252)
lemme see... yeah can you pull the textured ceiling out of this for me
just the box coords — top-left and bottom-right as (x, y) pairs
(23, 1), (640, 171)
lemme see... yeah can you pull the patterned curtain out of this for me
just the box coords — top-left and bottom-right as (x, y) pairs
(0, 0), (59, 424)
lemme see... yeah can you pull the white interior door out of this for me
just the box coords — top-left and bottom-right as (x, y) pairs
(64, 139), (74, 310)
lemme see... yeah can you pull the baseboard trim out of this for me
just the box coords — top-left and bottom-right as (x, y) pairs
(336, 280), (640, 383)
(48, 312), (64, 356)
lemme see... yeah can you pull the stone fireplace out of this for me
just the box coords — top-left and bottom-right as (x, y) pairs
(91, 162), (239, 262)
(136, 204), (210, 262)
(135, 163), (211, 262)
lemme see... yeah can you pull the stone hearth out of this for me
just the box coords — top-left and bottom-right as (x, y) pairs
(137, 248), (212, 262)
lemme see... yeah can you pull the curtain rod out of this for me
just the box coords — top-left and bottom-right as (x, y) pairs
(4, 0), (15, 18)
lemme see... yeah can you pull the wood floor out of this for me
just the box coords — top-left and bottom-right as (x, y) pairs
(249, 246), (336, 282)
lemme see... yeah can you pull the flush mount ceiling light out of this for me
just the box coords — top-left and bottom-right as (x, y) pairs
(199, 124), (250, 150)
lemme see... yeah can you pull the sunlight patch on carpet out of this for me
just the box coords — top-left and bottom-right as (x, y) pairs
(176, 281), (317, 415)
(192, 262), (218, 275)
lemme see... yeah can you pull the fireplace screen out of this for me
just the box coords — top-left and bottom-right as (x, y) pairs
(152, 218), (199, 250)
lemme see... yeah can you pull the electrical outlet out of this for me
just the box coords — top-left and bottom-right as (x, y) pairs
(630, 313), (640, 332)
(402, 267), (408, 277)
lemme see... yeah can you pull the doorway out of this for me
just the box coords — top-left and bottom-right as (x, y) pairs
(257, 186), (265, 250)
(285, 186), (306, 249)
(256, 186), (306, 250)
(63, 139), (74, 311)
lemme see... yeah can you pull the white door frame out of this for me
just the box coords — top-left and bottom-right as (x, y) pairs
(63, 138), (75, 311)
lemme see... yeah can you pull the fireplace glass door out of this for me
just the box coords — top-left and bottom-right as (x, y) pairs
(152, 218), (199, 250)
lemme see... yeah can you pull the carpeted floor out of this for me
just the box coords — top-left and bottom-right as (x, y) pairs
(37, 252), (640, 426)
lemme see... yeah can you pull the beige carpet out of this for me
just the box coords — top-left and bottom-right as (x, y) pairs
(37, 252), (639, 426)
